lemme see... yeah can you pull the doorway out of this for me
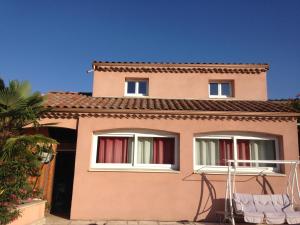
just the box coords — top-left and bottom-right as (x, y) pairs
(48, 128), (77, 218)
(51, 150), (75, 217)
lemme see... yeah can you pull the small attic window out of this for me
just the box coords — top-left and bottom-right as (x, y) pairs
(125, 79), (148, 96)
(209, 81), (233, 98)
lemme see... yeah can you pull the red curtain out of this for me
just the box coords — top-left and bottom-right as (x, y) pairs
(219, 139), (233, 166)
(237, 140), (250, 166)
(97, 137), (129, 163)
(153, 138), (175, 164)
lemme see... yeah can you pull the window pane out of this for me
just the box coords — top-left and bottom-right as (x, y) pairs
(237, 140), (251, 167)
(237, 139), (276, 167)
(221, 83), (231, 96)
(137, 137), (175, 164)
(127, 81), (136, 94)
(218, 139), (234, 165)
(195, 139), (233, 166)
(96, 137), (133, 163)
(137, 137), (153, 164)
(138, 81), (148, 95)
(209, 83), (218, 95)
(153, 138), (175, 164)
(250, 140), (276, 167)
(195, 139), (219, 165)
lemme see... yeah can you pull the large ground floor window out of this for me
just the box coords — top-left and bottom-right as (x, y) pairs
(194, 134), (279, 172)
(91, 131), (178, 170)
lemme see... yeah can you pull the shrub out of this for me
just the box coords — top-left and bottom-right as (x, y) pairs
(0, 79), (56, 224)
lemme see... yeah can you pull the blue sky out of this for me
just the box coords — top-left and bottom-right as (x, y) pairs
(0, 0), (299, 99)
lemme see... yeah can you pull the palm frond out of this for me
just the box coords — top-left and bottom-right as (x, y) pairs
(0, 78), (5, 90)
(0, 88), (25, 108)
(8, 80), (31, 98)
(1, 134), (58, 161)
(0, 80), (51, 133)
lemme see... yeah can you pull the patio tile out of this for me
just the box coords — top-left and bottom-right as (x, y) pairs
(70, 220), (96, 225)
(45, 215), (71, 224)
(94, 221), (107, 225)
(31, 218), (46, 225)
(105, 221), (127, 225)
(139, 221), (159, 225)
(43, 216), (248, 225)
(159, 222), (183, 225)
(127, 221), (138, 225)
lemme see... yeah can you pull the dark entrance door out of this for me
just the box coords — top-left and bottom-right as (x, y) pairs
(51, 150), (76, 217)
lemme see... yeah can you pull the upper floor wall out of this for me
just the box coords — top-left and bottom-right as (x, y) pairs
(92, 62), (269, 100)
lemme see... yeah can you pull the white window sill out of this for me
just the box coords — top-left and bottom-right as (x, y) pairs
(209, 95), (233, 99)
(194, 169), (285, 176)
(124, 94), (148, 97)
(90, 163), (177, 169)
(88, 168), (180, 173)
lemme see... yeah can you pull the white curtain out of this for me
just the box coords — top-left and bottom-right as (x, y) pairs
(250, 140), (275, 167)
(137, 137), (153, 164)
(195, 139), (219, 165)
(127, 137), (134, 163)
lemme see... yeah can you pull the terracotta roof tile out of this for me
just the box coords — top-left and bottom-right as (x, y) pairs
(93, 61), (269, 67)
(44, 92), (297, 114)
(93, 61), (269, 74)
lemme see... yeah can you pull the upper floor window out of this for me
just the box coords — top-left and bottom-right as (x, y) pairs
(91, 131), (178, 170)
(194, 134), (279, 173)
(125, 79), (148, 96)
(209, 81), (233, 98)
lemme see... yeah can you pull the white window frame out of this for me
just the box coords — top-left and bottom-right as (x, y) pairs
(209, 81), (232, 98)
(124, 80), (148, 97)
(193, 134), (280, 174)
(91, 131), (178, 171)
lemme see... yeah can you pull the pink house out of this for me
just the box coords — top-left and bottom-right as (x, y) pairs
(40, 61), (299, 222)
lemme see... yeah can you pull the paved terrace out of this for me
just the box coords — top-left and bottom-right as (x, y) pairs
(42, 215), (252, 225)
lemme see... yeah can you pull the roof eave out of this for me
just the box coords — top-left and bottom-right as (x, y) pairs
(92, 61), (270, 71)
(46, 107), (299, 117)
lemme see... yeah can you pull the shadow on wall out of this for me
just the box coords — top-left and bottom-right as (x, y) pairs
(183, 173), (276, 222)
(194, 174), (221, 222)
(182, 173), (219, 222)
(255, 175), (274, 194)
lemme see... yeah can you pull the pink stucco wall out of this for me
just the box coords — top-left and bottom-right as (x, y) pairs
(92, 71), (268, 100)
(69, 116), (298, 221)
(39, 118), (78, 130)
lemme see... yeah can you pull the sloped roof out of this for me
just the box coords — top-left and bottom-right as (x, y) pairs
(44, 92), (296, 114)
(93, 61), (269, 74)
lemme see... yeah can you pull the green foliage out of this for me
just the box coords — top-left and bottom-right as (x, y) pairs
(2, 135), (56, 163)
(0, 161), (30, 225)
(0, 80), (48, 142)
(292, 99), (300, 112)
(0, 78), (57, 225)
(291, 98), (300, 124)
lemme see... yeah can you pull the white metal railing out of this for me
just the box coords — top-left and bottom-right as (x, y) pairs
(227, 159), (299, 164)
